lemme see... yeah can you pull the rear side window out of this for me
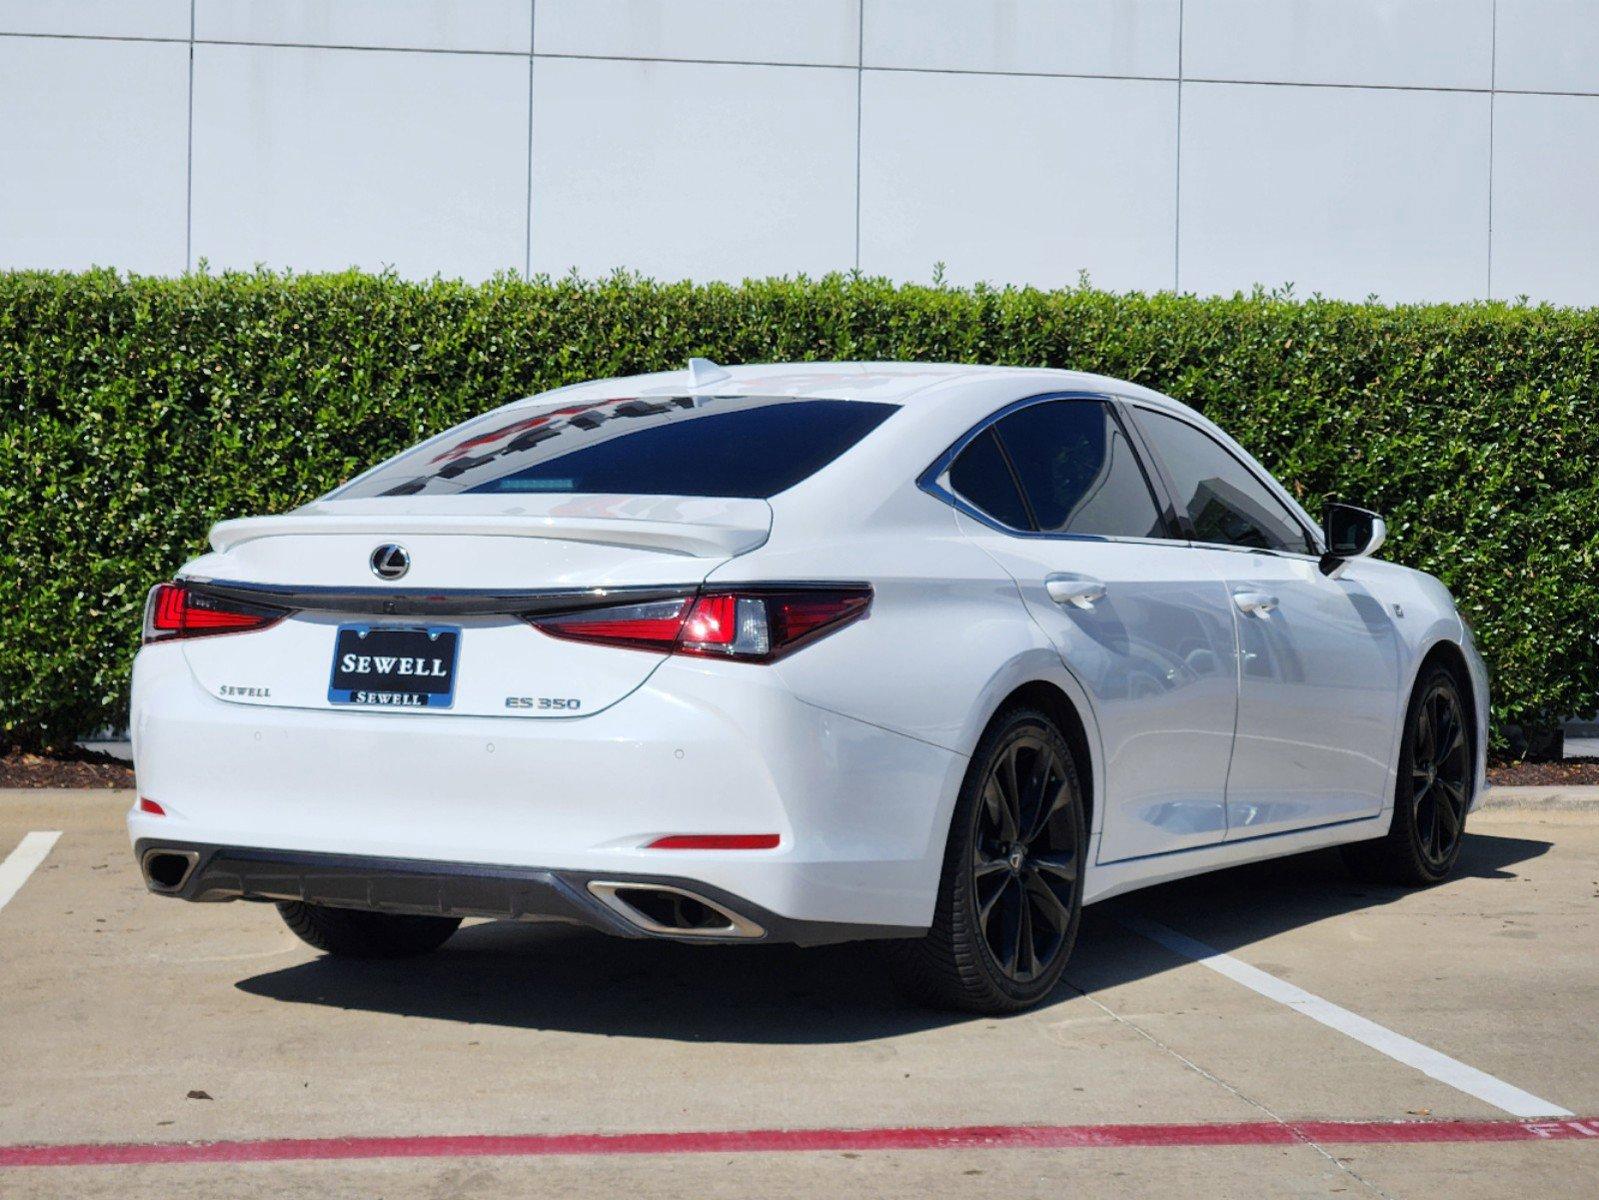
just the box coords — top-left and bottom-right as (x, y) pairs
(1134, 409), (1314, 554)
(991, 400), (1166, 539)
(334, 396), (898, 500)
(947, 429), (1031, 529)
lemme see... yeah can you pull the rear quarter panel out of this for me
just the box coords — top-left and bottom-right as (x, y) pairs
(708, 495), (1108, 846)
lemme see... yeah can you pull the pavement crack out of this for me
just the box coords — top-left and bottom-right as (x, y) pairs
(1060, 979), (1399, 1200)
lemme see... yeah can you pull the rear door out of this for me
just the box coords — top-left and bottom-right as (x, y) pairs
(940, 396), (1241, 863)
(1126, 404), (1404, 838)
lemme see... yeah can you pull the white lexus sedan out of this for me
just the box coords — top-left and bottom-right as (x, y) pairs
(129, 361), (1487, 1012)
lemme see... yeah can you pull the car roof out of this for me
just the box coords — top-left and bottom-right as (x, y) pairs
(518, 361), (1194, 414)
(602, 362), (1317, 547)
(410, 360), (1320, 546)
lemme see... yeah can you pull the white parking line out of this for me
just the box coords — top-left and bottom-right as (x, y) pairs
(1116, 911), (1574, 1119)
(0, 832), (62, 914)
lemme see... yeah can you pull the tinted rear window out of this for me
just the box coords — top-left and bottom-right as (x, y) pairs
(992, 400), (1165, 539)
(947, 429), (1030, 529)
(335, 396), (898, 500)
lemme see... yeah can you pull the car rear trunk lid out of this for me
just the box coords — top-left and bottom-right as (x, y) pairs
(175, 495), (771, 718)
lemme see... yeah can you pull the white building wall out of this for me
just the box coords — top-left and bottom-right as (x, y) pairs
(1, 0), (1595, 304)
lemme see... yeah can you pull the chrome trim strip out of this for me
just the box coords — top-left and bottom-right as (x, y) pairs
(921, 389), (1327, 558)
(179, 578), (875, 618)
(916, 390), (1181, 545)
(179, 579), (699, 617)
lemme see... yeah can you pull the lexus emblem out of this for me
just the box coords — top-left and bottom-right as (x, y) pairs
(369, 543), (410, 581)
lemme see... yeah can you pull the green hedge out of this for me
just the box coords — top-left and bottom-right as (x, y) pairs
(3, 269), (1596, 752)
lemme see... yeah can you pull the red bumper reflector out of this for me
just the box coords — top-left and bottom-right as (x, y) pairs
(137, 797), (165, 816)
(646, 834), (780, 851)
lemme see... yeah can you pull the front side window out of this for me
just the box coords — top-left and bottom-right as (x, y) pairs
(991, 400), (1166, 539)
(1134, 409), (1314, 554)
(333, 396), (898, 501)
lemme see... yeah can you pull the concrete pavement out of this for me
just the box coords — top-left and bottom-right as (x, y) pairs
(0, 790), (1594, 1197)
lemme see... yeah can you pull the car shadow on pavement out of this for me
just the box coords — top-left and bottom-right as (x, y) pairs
(234, 829), (1551, 1044)
(1065, 827), (1553, 996)
(237, 922), (956, 1043)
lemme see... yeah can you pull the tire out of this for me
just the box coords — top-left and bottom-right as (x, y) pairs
(890, 705), (1086, 1013)
(276, 901), (461, 958)
(1342, 663), (1473, 887)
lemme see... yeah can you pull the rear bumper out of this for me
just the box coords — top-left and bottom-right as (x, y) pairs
(129, 640), (966, 934)
(132, 840), (916, 946)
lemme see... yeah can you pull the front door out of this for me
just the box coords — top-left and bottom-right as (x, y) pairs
(1126, 405), (1404, 838)
(1219, 553), (1402, 834)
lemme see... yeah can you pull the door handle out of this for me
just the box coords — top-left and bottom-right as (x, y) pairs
(1046, 576), (1107, 609)
(1232, 591), (1279, 616)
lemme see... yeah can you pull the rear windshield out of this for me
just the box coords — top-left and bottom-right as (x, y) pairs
(332, 395), (898, 500)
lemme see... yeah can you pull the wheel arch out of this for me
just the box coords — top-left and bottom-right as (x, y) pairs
(1417, 638), (1475, 704)
(1412, 637), (1481, 778)
(977, 677), (1098, 843)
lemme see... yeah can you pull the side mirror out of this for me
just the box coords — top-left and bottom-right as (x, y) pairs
(1320, 502), (1386, 577)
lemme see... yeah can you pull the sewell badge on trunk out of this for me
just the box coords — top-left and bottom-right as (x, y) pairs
(327, 624), (460, 709)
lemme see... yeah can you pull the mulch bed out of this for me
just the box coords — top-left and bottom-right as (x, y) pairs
(4, 747), (1598, 790)
(0, 747), (136, 789)
(1486, 757), (1599, 787)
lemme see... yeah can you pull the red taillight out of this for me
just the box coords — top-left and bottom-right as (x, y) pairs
(137, 797), (165, 816)
(681, 594), (737, 648)
(646, 834), (781, 850)
(529, 587), (871, 662)
(530, 596), (697, 652)
(142, 582), (287, 644)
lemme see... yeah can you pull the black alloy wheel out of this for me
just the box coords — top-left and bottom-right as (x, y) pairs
(972, 732), (1081, 985)
(1409, 676), (1472, 870)
(889, 706), (1086, 1012)
(1343, 663), (1473, 886)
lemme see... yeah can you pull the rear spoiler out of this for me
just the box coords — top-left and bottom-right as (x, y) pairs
(209, 497), (772, 561)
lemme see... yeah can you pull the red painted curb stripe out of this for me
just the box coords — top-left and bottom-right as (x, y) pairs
(2, 1118), (1597, 1168)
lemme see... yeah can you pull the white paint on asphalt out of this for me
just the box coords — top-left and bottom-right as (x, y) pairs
(0, 832), (61, 915)
(1117, 911), (1575, 1119)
